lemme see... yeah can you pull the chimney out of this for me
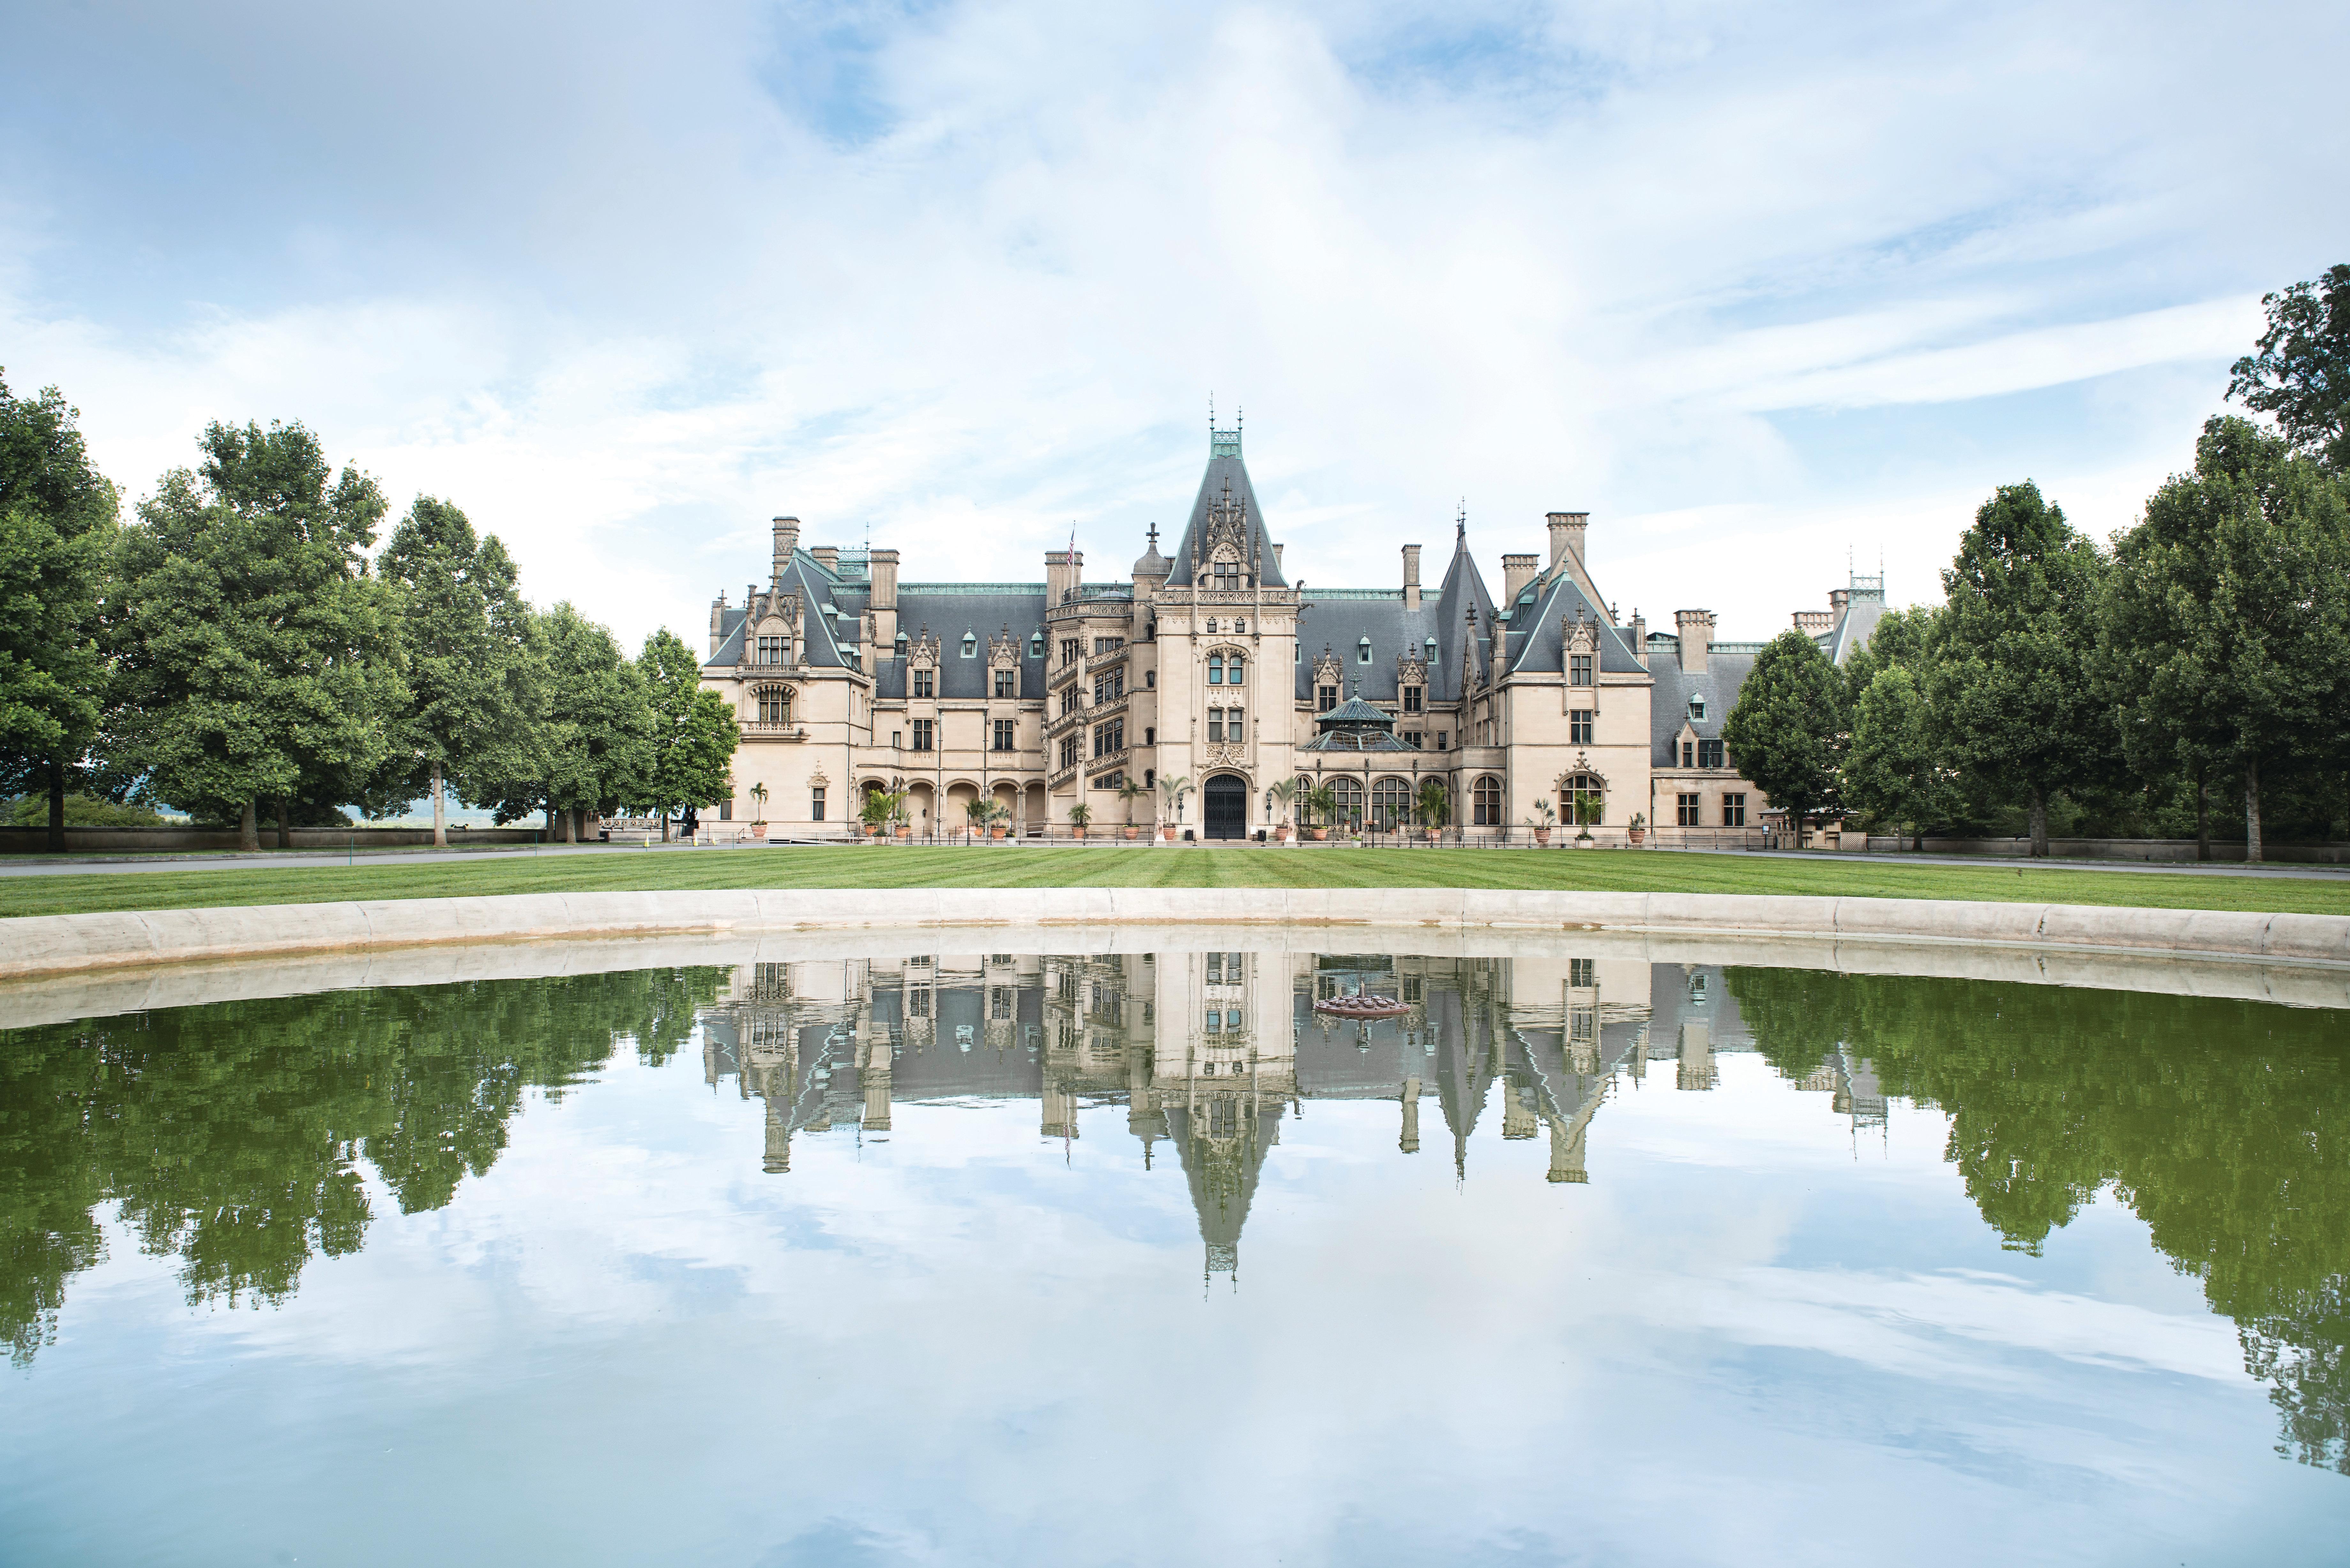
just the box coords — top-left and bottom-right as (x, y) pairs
(1046, 548), (1082, 605)
(770, 516), (799, 590)
(1630, 609), (1647, 657)
(868, 548), (900, 650)
(811, 545), (839, 575)
(1546, 512), (1588, 576)
(1674, 609), (1715, 674)
(1402, 544), (1422, 611)
(1272, 542), (1284, 573)
(1502, 554), (1538, 608)
(1829, 586), (1851, 615)
(709, 592), (726, 658)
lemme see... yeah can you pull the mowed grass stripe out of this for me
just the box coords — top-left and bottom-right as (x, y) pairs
(2, 845), (2347, 918)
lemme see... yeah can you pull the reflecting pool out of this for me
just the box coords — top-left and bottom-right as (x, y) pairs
(3, 942), (2347, 1566)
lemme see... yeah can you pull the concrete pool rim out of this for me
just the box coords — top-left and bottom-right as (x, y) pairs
(3, 887), (2347, 984)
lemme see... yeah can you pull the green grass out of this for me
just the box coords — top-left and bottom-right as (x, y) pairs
(3, 845), (2346, 919)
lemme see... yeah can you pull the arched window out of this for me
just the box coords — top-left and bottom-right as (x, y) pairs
(1472, 775), (1503, 826)
(1226, 653), (1244, 686)
(757, 687), (792, 726)
(1562, 772), (1604, 827)
(1207, 653), (1224, 685)
(1371, 777), (1411, 831)
(1329, 777), (1365, 831)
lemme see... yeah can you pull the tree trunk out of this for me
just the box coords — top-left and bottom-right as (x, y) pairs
(432, 760), (447, 848)
(1911, 821), (1924, 853)
(2245, 760), (2264, 865)
(2028, 787), (2048, 858)
(2195, 775), (2210, 863)
(277, 797), (292, 850)
(661, 807), (671, 843)
(571, 806), (585, 843)
(45, 756), (66, 854)
(553, 804), (571, 843)
(239, 799), (260, 852)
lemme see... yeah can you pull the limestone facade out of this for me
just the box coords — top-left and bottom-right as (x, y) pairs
(699, 425), (1886, 839)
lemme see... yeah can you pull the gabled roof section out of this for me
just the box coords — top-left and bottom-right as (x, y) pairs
(1164, 428), (1288, 588)
(1502, 569), (1645, 677)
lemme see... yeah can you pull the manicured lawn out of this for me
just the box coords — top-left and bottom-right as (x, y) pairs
(3, 845), (2346, 919)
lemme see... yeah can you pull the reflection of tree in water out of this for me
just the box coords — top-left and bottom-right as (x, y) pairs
(0, 967), (725, 1366)
(1729, 967), (2350, 1475)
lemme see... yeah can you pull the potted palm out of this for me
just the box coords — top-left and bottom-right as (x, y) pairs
(749, 781), (770, 840)
(1526, 796), (1555, 847)
(1069, 801), (1091, 841)
(1303, 783), (1338, 841)
(962, 796), (995, 843)
(1119, 778), (1149, 839)
(1627, 811), (1647, 847)
(1269, 778), (1298, 843)
(859, 787), (896, 839)
(990, 800), (1010, 839)
(1414, 778), (1449, 843)
(893, 794), (912, 838)
(1573, 795), (1599, 847)
(1157, 775), (1190, 841)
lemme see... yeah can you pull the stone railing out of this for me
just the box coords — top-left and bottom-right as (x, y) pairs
(739, 723), (808, 741)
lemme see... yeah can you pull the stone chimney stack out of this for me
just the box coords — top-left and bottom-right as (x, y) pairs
(1629, 609), (1647, 657)
(709, 591), (727, 658)
(1273, 542), (1284, 573)
(1502, 554), (1538, 608)
(869, 548), (900, 650)
(1046, 548), (1083, 605)
(1402, 544), (1422, 611)
(1675, 609), (1715, 674)
(1546, 512), (1588, 576)
(771, 516), (800, 591)
(1829, 586), (1851, 615)
(811, 545), (839, 575)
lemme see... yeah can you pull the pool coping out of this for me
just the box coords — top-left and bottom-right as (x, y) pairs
(3, 887), (2347, 984)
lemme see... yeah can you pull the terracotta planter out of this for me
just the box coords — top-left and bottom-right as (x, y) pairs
(1627, 827), (1646, 845)
(1162, 825), (1178, 841)
(1533, 827), (1550, 846)
(991, 824), (1008, 838)
(1311, 827), (1329, 841)
(1073, 826), (1088, 840)
(894, 825), (910, 838)
(1124, 825), (1138, 840)
(751, 823), (768, 840)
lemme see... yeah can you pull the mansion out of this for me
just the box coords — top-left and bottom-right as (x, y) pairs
(700, 425), (1886, 840)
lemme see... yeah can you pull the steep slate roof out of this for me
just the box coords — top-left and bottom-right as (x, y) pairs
(1649, 649), (1757, 765)
(1499, 569), (1645, 677)
(892, 587), (1050, 700)
(1163, 440), (1289, 588)
(1292, 532), (1496, 704)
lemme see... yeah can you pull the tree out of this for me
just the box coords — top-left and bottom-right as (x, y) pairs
(103, 421), (404, 849)
(1927, 482), (2111, 856)
(1837, 603), (1937, 710)
(0, 375), (118, 851)
(534, 603), (652, 841)
(1845, 664), (1946, 850)
(377, 497), (542, 847)
(2101, 418), (2350, 862)
(1721, 629), (1846, 845)
(636, 628), (738, 840)
(2228, 264), (2350, 472)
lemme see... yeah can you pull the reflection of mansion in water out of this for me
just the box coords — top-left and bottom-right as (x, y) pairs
(699, 951), (1886, 1277)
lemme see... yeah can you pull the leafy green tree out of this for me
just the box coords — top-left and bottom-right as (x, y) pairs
(1721, 629), (1846, 844)
(2228, 264), (2350, 472)
(0, 375), (118, 850)
(1837, 603), (1937, 710)
(1926, 482), (2111, 856)
(636, 627), (739, 840)
(377, 497), (543, 846)
(1845, 664), (1946, 850)
(533, 603), (653, 841)
(2101, 418), (2350, 861)
(102, 421), (406, 849)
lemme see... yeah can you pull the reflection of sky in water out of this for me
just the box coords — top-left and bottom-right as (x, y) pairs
(3, 950), (2346, 1566)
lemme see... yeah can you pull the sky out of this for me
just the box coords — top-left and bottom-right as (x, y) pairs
(4, 0), (2346, 648)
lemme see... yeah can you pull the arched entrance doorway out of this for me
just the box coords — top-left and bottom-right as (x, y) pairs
(1203, 774), (1247, 840)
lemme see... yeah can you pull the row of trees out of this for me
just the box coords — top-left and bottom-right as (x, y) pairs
(0, 397), (739, 848)
(1725, 267), (2350, 861)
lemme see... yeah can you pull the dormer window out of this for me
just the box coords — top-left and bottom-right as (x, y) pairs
(895, 631), (909, 654)
(961, 632), (977, 659)
(1688, 695), (1707, 721)
(1357, 637), (1372, 664)
(1570, 653), (1593, 687)
(756, 635), (786, 665)
(1028, 630), (1044, 657)
(1425, 637), (1438, 664)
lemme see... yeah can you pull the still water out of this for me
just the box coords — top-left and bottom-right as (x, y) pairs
(2, 942), (2346, 1566)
